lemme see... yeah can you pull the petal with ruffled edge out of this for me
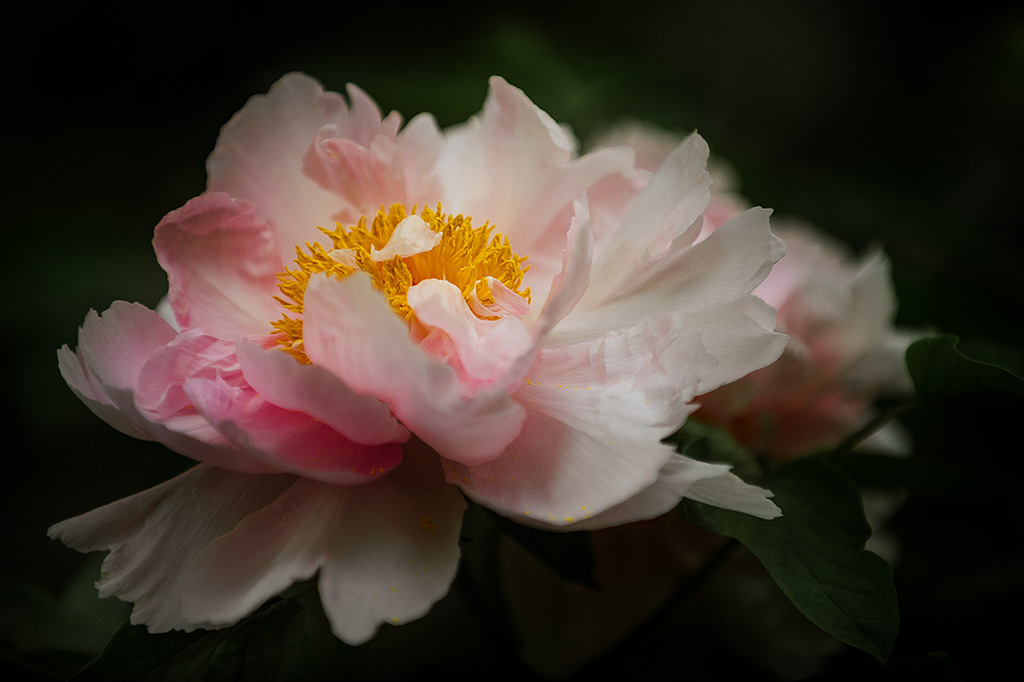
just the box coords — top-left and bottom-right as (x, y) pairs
(47, 465), (297, 633)
(585, 133), (713, 304)
(407, 278), (532, 390)
(235, 341), (409, 445)
(570, 454), (780, 530)
(560, 206), (785, 342)
(57, 303), (171, 441)
(153, 192), (284, 338)
(437, 77), (634, 290)
(207, 73), (400, 254)
(301, 272), (526, 466)
(177, 442), (465, 645)
(303, 109), (443, 220)
(59, 302), (269, 473)
(182, 375), (403, 485)
(450, 322), (719, 528)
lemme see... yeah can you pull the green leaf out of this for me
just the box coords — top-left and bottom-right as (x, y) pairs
(684, 457), (898, 662)
(71, 598), (305, 682)
(670, 419), (763, 482)
(481, 507), (597, 589)
(906, 335), (1024, 397)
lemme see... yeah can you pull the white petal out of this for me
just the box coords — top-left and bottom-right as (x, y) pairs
(449, 325), (717, 528)
(570, 454), (780, 530)
(370, 214), (442, 261)
(48, 465), (297, 633)
(467, 277), (531, 318)
(685, 472), (781, 519)
(586, 133), (713, 303)
(179, 444), (466, 645)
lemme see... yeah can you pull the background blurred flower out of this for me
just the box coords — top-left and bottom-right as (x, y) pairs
(593, 121), (917, 459)
(50, 74), (789, 645)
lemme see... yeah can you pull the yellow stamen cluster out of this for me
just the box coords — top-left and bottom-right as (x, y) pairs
(272, 203), (531, 362)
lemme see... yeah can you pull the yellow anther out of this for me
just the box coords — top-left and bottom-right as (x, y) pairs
(272, 203), (530, 362)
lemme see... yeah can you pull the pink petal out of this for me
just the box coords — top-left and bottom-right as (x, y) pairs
(183, 376), (402, 485)
(178, 443), (466, 645)
(236, 341), (409, 446)
(206, 73), (384, 255)
(436, 77), (634, 263)
(62, 303), (264, 471)
(303, 134), (407, 218)
(300, 83), (443, 220)
(406, 278), (532, 391)
(154, 193), (284, 338)
(301, 272), (526, 466)
(449, 325), (718, 527)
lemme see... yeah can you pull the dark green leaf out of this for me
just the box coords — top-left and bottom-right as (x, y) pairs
(906, 335), (1024, 397)
(684, 457), (898, 662)
(481, 507), (597, 589)
(670, 419), (763, 482)
(71, 598), (304, 682)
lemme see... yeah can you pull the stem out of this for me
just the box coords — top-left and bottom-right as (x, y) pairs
(826, 397), (921, 459)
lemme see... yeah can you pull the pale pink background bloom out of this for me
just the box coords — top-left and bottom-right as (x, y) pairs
(593, 121), (916, 459)
(52, 74), (788, 643)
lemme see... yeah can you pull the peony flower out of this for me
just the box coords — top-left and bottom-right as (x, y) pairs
(703, 222), (916, 457)
(51, 74), (788, 644)
(592, 121), (916, 459)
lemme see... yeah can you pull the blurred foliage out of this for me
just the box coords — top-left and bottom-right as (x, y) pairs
(3, 1), (1022, 680)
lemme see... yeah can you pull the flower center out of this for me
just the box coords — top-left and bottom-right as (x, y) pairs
(272, 203), (531, 362)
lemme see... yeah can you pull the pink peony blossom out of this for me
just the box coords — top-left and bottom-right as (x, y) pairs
(51, 74), (788, 643)
(591, 122), (915, 458)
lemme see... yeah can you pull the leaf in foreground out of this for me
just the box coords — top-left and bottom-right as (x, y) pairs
(72, 597), (304, 682)
(685, 457), (898, 662)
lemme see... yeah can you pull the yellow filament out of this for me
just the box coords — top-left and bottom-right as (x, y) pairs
(272, 203), (530, 362)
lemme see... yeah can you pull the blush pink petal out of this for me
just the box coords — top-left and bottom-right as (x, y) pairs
(302, 112), (443, 220)
(568, 207), (784, 337)
(179, 442), (465, 645)
(207, 73), (397, 254)
(301, 272), (526, 466)
(586, 134), (713, 304)
(235, 341), (409, 446)
(183, 376), (402, 485)
(407, 279), (532, 391)
(436, 77), (634, 276)
(60, 303), (267, 472)
(528, 196), (594, 338)
(57, 304), (170, 441)
(153, 193), (284, 338)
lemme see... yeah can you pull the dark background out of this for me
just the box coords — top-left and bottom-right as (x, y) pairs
(3, 1), (1022, 679)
